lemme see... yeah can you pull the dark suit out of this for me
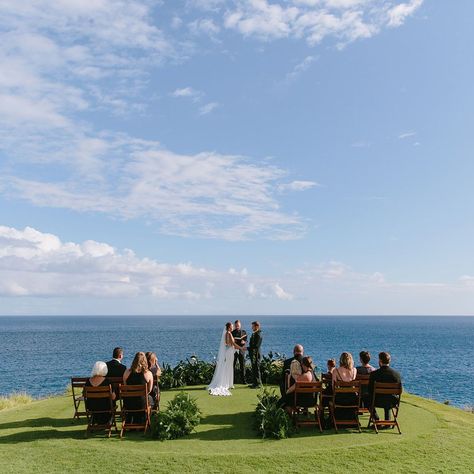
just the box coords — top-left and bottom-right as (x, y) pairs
(248, 330), (262, 386)
(106, 359), (126, 378)
(369, 365), (402, 420)
(232, 328), (247, 383)
(280, 355), (302, 397)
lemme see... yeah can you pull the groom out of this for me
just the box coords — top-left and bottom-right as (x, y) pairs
(248, 321), (262, 388)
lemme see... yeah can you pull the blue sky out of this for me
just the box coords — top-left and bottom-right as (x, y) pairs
(1, 0), (473, 315)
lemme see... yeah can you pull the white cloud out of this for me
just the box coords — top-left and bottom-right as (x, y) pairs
(171, 86), (203, 102)
(1, 145), (310, 240)
(283, 55), (316, 84)
(272, 282), (293, 300)
(199, 101), (219, 115)
(278, 180), (319, 192)
(398, 130), (417, 139)
(222, 0), (424, 47)
(1, 226), (473, 315)
(0, 225), (297, 301)
(189, 18), (221, 37)
(387, 0), (423, 28)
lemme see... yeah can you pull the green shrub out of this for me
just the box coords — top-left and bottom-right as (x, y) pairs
(0, 392), (33, 411)
(151, 392), (201, 440)
(253, 387), (293, 439)
(160, 357), (215, 390)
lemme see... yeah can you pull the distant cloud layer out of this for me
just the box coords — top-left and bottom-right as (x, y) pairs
(1, 225), (473, 316)
(0, 225), (293, 300)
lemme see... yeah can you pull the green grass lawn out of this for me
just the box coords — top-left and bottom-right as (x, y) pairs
(0, 385), (473, 473)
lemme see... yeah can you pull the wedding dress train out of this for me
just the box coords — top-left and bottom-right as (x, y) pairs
(208, 329), (236, 396)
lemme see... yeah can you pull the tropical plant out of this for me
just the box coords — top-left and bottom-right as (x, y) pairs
(253, 387), (293, 439)
(160, 356), (215, 390)
(150, 392), (202, 440)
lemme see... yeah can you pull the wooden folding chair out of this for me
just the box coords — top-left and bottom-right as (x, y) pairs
(71, 377), (88, 419)
(320, 373), (333, 418)
(356, 374), (370, 415)
(83, 385), (117, 437)
(151, 374), (160, 414)
(119, 384), (151, 438)
(368, 382), (402, 434)
(330, 380), (361, 433)
(291, 381), (323, 432)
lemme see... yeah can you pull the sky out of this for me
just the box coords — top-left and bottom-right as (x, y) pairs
(0, 0), (473, 316)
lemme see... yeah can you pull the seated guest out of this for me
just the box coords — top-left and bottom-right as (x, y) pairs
(357, 351), (375, 408)
(356, 351), (375, 375)
(332, 352), (358, 421)
(369, 352), (402, 421)
(123, 352), (154, 422)
(84, 361), (115, 424)
(280, 344), (304, 397)
(145, 351), (162, 407)
(321, 359), (336, 410)
(284, 356), (317, 413)
(333, 352), (357, 384)
(106, 347), (126, 378)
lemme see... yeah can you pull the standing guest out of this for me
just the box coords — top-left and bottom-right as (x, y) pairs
(280, 345), (304, 397)
(106, 347), (126, 378)
(369, 352), (402, 422)
(145, 352), (162, 407)
(327, 359), (336, 374)
(123, 352), (154, 422)
(356, 351), (376, 375)
(232, 320), (247, 384)
(84, 361), (115, 424)
(248, 321), (262, 388)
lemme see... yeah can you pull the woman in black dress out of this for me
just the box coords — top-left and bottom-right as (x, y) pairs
(146, 351), (161, 408)
(84, 361), (115, 424)
(122, 352), (153, 423)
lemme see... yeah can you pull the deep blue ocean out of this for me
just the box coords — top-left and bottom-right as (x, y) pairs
(0, 316), (472, 407)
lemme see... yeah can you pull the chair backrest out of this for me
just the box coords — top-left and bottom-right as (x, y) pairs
(71, 377), (88, 391)
(356, 374), (370, 385)
(83, 385), (114, 414)
(321, 373), (332, 382)
(84, 385), (113, 400)
(119, 384), (149, 406)
(333, 380), (360, 392)
(373, 382), (402, 396)
(294, 381), (323, 394)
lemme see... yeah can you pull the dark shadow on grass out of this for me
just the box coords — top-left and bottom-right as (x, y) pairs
(0, 428), (87, 444)
(0, 417), (82, 431)
(187, 412), (257, 441)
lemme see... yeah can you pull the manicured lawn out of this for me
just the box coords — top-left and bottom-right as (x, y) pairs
(0, 385), (473, 473)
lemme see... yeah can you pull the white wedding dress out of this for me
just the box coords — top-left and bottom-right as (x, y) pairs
(208, 329), (236, 396)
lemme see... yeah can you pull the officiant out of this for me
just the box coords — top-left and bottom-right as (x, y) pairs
(232, 320), (247, 384)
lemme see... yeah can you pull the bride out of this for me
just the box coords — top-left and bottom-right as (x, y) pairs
(208, 322), (243, 396)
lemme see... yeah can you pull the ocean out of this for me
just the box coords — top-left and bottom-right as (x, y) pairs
(0, 316), (472, 407)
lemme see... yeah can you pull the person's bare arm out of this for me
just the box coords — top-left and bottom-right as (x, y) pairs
(226, 332), (241, 350)
(123, 369), (129, 384)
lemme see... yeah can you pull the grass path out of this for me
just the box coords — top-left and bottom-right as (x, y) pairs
(0, 385), (473, 473)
